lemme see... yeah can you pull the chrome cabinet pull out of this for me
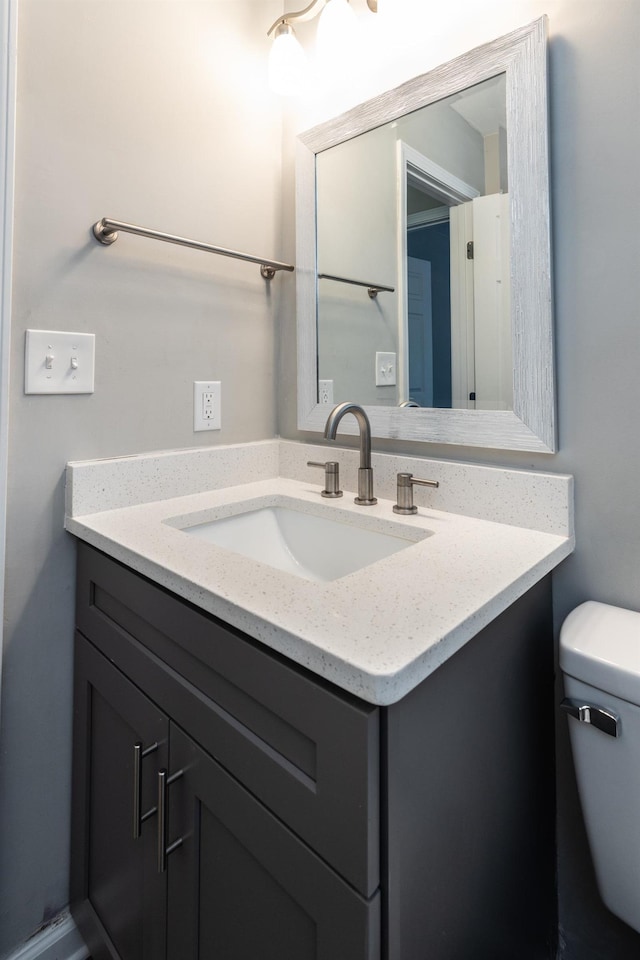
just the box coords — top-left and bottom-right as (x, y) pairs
(157, 768), (184, 873)
(561, 698), (620, 738)
(133, 741), (159, 839)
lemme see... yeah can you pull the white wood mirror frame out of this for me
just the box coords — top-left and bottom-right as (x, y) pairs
(296, 17), (555, 453)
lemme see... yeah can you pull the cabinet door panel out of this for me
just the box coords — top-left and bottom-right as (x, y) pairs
(71, 635), (169, 960)
(167, 724), (380, 960)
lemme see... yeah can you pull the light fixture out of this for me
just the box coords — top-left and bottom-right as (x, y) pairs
(316, 0), (357, 63)
(267, 0), (377, 96)
(268, 21), (308, 95)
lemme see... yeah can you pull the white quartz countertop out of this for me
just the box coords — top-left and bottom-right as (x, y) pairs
(66, 442), (574, 705)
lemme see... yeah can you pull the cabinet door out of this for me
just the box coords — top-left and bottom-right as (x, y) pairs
(71, 634), (169, 960)
(166, 724), (380, 960)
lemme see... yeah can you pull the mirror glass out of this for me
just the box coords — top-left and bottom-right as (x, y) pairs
(296, 18), (555, 452)
(317, 74), (511, 412)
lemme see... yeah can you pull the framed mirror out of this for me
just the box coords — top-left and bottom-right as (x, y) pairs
(296, 17), (555, 453)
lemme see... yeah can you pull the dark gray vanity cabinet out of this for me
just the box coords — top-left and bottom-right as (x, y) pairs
(71, 542), (380, 960)
(71, 541), (556, 960)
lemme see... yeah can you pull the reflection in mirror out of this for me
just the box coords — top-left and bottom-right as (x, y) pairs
(297, 18), (555, 452)
(317, 74), (512, 412)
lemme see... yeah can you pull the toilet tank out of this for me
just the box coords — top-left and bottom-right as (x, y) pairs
(560, 601), (640, 935)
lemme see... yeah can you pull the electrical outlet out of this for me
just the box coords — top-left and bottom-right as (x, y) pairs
(319, 379), (334, 404)
(194, 381), (221, 431)
(375, 351), (397, 386)
(202, 391), (216, 419)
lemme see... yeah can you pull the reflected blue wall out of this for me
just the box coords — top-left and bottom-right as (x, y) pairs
(408, 222), (452, 407)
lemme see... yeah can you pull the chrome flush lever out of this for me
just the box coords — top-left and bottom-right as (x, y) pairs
(560, 698), (620, 738)
(393, 472), (439, 515)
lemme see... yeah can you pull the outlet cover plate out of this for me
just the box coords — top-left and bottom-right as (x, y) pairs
(194, 380), (221, 431)
(25, 329), (95, 394)
(319, 379), (334, 404)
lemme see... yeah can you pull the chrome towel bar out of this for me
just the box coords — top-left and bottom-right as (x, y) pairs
(318, 272), (395, 299)
(92, 217), (295, 280)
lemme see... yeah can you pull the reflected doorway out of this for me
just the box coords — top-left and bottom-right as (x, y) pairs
(407, 220), (451, 408)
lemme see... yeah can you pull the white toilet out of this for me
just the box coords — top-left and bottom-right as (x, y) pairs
(560, 601), (640, 934)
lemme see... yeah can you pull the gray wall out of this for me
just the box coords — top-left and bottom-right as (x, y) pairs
(317, 123), (398, 406)
(0, 0), (284, 954)
(278, 1), (640, 958)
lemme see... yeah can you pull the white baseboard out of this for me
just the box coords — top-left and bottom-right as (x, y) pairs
(5, 913), (88, 960)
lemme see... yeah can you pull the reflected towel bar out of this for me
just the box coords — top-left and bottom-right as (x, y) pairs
(92, 218), (295, 280)
(318, 273), (395, 299)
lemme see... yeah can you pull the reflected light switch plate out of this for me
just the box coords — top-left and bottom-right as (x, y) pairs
(25, 330), (95, 394)
(375, 351), (396, 386)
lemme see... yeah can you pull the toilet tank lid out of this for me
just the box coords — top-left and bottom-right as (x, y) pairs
(560, 601), (640, 705)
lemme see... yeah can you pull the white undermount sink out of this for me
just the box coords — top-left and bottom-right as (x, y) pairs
(180, 501), (424, 582)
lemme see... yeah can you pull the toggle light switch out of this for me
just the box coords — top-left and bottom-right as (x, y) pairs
(25, 330), (95, 394)
(375, 351), (397, 386)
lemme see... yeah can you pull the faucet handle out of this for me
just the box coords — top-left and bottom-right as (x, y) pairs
(393, 472), (439, 515)
(307, 460), (343, 499)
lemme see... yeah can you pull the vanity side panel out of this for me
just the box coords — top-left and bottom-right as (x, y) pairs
(384, 577), (555, 960)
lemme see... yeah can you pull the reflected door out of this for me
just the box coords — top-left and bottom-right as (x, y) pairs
(450, 194), (512, 410)
(472, 193), (512, 410)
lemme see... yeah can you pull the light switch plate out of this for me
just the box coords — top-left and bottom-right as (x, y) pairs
(25, 329), (95, 394)
(375, 351), (397, 386)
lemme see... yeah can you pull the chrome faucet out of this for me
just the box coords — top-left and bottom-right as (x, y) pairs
(324, 402), (377, 505)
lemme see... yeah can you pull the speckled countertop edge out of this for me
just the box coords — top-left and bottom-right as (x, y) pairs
(66, 471), (574, 705)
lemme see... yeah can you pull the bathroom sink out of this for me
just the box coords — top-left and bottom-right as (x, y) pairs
(181, 502), (420, 582)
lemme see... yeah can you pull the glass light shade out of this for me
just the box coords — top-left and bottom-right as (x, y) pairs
(316, 0), (358, 60)
(268, 24), (308, 96)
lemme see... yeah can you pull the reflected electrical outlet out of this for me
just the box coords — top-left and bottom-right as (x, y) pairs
(319, 380), (334, 404)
